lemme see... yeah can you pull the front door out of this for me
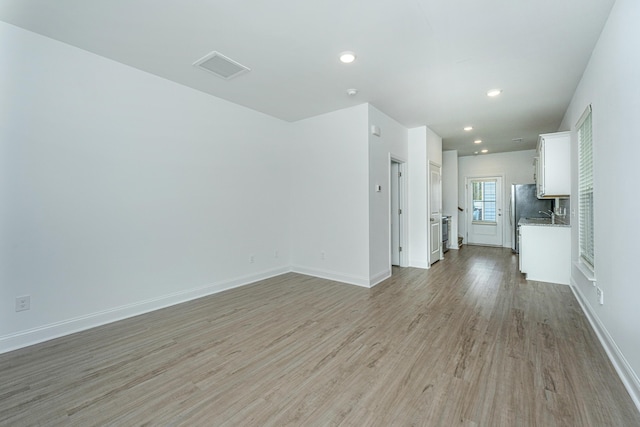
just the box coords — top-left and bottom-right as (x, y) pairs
(467, 176), (503, 246)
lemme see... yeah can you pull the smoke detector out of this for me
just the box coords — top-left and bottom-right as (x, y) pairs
(346, 88), (358, 96)
(193, 51), (250, 80)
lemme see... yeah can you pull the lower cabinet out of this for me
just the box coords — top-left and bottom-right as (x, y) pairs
(519, 225), (571, 285)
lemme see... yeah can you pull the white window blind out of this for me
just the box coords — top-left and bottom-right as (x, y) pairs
(577, 105), (594, 269)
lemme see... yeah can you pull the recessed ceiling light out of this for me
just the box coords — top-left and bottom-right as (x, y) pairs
(339, 51), (357, 64)
(346, 88), (358, 96)
(474, 139), (482, 144)
(487, 89), (502, 97)
(464, 126), (473, 131)
(481, 149), (489, 153)
(474, 151), (479, 155)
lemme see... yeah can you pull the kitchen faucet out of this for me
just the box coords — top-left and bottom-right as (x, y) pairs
(538, 210), (556, 223)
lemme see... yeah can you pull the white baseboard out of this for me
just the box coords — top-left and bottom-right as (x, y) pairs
(369, 269), (391, 287)
(570, 278), (640, 412)
(410, 259), (429, 269)
(290, 265), (370, 288)
(0, 266), (290, 355)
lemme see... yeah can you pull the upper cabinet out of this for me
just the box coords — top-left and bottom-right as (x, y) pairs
(536, 131), (570, 198)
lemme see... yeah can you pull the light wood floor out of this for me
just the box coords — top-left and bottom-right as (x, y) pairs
(2, 246), (639, 426)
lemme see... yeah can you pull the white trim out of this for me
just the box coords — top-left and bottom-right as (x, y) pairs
(290, 265), (370, 288)
(575, 103), (593, 129)
(410, 259), (429, 269)
(369, 269), (391, 287)
(570, 278), (640, 412)
(0, 266), (290, 355)
(575, 260), (597, 282)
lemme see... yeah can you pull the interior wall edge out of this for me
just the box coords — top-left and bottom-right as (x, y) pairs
(369, 269), (391, 288)
(409, 259), (429, 269)
(569, 278), (640, 412)
(290, 266), (371, 288)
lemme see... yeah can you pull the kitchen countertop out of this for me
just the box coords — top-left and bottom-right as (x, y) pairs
(518, 218), (571, 227)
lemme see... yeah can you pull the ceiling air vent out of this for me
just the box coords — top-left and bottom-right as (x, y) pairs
(193, 51), (250, 80)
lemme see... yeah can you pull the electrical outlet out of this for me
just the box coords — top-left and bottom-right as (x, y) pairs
(596, 287), (604, 305)
(249, 255), (255, 264)
(15, 295), (31, 312)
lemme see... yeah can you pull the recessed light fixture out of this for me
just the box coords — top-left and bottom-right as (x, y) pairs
(474, 139), (482, 144)
(339, 51), (357, 64)
(487, 89), (502, 97)
(346, 88), (358, 96)
(481, 149), (489, 153)
(464, 126), (473, 131)
(474, 151), (479, 155)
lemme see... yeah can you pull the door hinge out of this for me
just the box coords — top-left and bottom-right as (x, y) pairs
(399, 208), (402, 215)
(399, 246), (403, 252)
(398, 171), (402, 177)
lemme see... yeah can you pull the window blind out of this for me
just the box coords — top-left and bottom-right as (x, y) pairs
(577, 106), (594, 269)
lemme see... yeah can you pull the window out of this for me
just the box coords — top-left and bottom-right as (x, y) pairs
(472, 180), (497, 223)
(577, 105), (594, 269)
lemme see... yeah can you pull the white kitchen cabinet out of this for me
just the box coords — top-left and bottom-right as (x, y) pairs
(536, 131), (570, 198)
(519, 224), (571, 285)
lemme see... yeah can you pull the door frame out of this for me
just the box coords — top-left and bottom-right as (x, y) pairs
(428, 162), (442, 265)
(389, 155), (407, 269)
(464, 174), (505, 247)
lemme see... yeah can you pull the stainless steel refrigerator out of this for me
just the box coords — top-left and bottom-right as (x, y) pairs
(510, 184), (553, 253)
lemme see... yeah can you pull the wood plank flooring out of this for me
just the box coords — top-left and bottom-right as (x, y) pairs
(1, 246), (639, 426)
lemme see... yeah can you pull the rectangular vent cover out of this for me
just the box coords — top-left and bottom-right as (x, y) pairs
(193, 51), (250, 80)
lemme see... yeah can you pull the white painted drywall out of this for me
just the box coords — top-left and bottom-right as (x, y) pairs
(289, 105), (371, 287)
(559, 0), (640, 404)
(407, 126), (443, 268)
(458, 150), (536, 246)
(442, 150), (459, 249)
(0, 22), (291, 351)
(427, 127), (443, 167)
(367, 105), (409, 284)
(408, 127), (428, 268)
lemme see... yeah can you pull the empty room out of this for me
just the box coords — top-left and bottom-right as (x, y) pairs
(2, 0), (640, 425)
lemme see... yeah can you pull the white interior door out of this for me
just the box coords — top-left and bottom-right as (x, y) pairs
(429, 163), (442, 265)
(391, 161), (401, 266)
(467, 176), (503, 246)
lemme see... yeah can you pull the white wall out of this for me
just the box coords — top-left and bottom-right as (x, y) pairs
(559, 0), (640, 407)
(407, 126), (443, 268)
(0, 22), (292, 352)
(458, 150), (536, 246)
(427, 127), (443, 167)
(289, 105), (371, 286)
(442, 150), (459, 249)
(408, 127), (428, 268)
(367, 105), (408, 284)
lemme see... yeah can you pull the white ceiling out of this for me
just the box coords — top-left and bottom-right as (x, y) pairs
(0, 0), (615, 156)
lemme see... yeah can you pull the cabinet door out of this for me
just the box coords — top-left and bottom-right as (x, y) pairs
(537, 132), (570, 197)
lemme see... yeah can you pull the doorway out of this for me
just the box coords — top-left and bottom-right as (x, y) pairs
(429, 162), (442, 265)
(466, 176), (504, 246)
(390, 160), (405, 267)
